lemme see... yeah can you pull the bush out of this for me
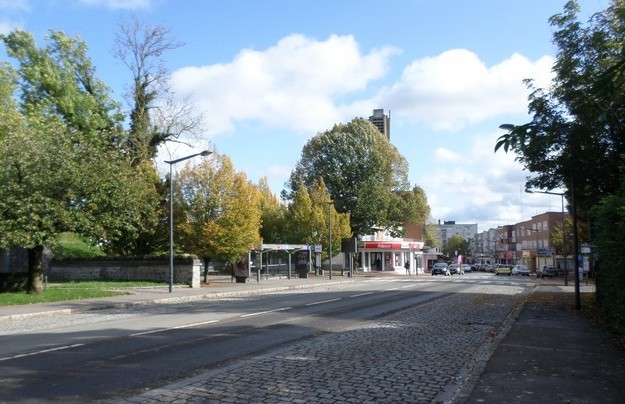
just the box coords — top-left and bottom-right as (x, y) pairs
(592, 190), (625, 336)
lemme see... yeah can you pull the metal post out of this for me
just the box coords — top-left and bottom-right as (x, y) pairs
(165, 150), (212, 293)
(572, 179), (581, 310)
(169, 163), (174, 293)
(561, 193), (568, 286)
(327, 201), (333, 280)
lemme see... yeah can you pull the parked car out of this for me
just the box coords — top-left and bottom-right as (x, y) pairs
(494, 264), (513, 276)
(448, 263), (460, 275)
(512, 265), (530, 276)
(432, 263), (450, 276)
(537, 265), (556, 278)
(462, 264), (472, 273)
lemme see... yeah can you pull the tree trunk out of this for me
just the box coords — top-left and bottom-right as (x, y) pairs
(27, 245), (45, 294)
(203, 257), (210, 283)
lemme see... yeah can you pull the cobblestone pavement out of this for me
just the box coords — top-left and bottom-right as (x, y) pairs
(122, 282), (531, 404)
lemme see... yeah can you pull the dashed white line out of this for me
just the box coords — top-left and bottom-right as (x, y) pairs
(305, 298), (341, 306)
(350, 292), (374, 298)
(0, 343), (84, 362)
(239, 307), (291, 318)
(131, 320), (220, 336)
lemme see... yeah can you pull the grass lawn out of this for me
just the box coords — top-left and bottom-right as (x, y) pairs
(0, 280), (167, 306)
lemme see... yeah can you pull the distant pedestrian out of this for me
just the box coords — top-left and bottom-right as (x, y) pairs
(404, 261), (410, 274)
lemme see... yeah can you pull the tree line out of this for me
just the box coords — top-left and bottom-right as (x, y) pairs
(496, 1), (625, 335)
(0, 21), (432, 294)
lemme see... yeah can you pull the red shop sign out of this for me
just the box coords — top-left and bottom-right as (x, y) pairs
(363, 242), (402, 249)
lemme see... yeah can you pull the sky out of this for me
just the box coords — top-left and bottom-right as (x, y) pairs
(0, 0), (611, 232)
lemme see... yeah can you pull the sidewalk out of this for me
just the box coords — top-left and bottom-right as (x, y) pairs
(2, 275), (624, 403)
(463, 283), (625, 403)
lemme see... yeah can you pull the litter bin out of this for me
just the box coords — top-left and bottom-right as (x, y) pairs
(298, 269), (309, 278)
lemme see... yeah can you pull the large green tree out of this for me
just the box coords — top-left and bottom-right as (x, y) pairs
(0, 118), (157, 292)
(495, 0), (625, 328)
(287, 117), (413, 237)
(0, 30), (159, 292)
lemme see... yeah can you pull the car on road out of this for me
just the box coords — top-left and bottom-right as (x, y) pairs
(448, 263), (460, 275)
(431, 263), (450, 276)
(462, 264), (472, 273)
(494, 264), (513, 275)
(537, 265), (556, 278)
(512, 265), (530, 276)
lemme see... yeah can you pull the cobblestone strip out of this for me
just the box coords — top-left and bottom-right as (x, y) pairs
(123, 284), (530, 404)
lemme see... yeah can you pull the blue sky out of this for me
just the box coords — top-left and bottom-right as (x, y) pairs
(0, 0), (610, 232)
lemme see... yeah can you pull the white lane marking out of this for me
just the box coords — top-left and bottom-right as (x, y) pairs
(131, 320), (220, 336)
(305, 298), (341, 306)
(401, 284), (417, 289)
(350, 292), (374, 298)
(0, 343), (84, 362)
(239, 307), (291, 318)
(385, 287), (400, 291)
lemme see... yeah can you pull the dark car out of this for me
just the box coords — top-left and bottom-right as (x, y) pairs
(537, 265), (556, 278)
(448, 264), (460, 275)
(431, 263), (450, 276)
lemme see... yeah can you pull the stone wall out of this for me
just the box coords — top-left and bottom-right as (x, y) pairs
(49, 256), (201, 288)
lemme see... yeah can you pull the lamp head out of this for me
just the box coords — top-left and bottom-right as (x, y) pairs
(200, 150), (212, 157)
(499, 123), (515, 131)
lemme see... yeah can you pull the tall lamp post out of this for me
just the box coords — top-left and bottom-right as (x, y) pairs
(325, 200), (333, 280)
(500, 123), (580, 309)
(165, 150), (212, 293)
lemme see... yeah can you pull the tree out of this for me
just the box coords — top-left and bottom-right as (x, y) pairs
(442, 235), (470, 258)
(0, 30), (159, 293)
(494, 1), (625, 326)
(175, 154), (261, 281)
(113, 17), (203, 163)
(257, 178), (288, 244)
(2, 30), (123, 140)
(287, 117), (412, 237)
(0, 118), (157, 293)
(495, 1), (625, 215)
(285, 178), (350, 262)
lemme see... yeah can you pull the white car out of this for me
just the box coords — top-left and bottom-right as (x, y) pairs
(512, 265), (530, 276)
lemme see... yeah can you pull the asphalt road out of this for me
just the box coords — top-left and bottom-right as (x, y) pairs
(0, 273), (534, 403)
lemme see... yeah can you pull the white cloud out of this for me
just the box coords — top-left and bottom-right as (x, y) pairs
(170, 34), (399, 134)
(79, 0), (152, 10)
(374, 50), (554, 130)
(433, 147), (462, 163)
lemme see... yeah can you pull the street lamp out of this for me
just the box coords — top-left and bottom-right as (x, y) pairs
(525, 188), (568, 286)
(325, 200), (333, 280)
(501, 122), (580, 309)
(165, 150), (212, 293)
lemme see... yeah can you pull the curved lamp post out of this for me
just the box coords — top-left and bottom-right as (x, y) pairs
(500, 122), (580, 309)
(165, 150), (212, 293)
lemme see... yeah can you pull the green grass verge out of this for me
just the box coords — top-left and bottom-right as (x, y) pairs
(49, 232), (106, 259)
(0, 280), (168, 306)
